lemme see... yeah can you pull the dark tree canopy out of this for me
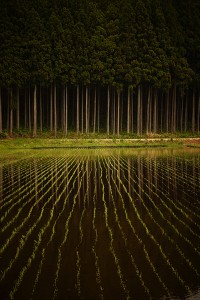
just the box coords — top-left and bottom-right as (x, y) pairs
(0, 0), (199, 136)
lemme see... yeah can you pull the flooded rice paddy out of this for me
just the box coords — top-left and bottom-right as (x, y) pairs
(0, 148), (200, 300)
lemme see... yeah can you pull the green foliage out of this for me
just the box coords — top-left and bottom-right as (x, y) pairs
(0, 0), (199, 88)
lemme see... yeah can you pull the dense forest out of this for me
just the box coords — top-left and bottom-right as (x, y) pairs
(0, 0), (200, 137)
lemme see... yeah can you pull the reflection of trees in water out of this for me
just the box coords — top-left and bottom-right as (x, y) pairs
(0, 152), (200, 299)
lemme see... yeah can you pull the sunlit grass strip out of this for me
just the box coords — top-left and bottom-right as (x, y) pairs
(53, 159), (87, 299)
(117, 156), (200, 278)
(91, 162), (104, 300)
(0, 156), (76, 282)
(0, 156), (71, 255)
(8, 155), (83, 299)
(98, 158), (131, 299)
(0, 157), (55, 217)
(102, 156), (171, 297)
(0, 157), (65, 231)
(102, 158), (152, 299)
(31, 158), (85, 297)
(108, 155), (191, 294)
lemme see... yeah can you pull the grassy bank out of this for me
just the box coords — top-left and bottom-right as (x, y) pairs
(0, 135), (199, 166)
(0, 135), (200, 150)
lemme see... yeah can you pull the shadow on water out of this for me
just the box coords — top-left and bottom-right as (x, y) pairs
(0, 148), (200, 299)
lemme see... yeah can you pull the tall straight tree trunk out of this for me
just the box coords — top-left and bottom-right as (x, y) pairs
(137, 85), (141, 135)
(88, 88), (90, 133)
(54, 82), (57, 137)
(120, 94), (123, 132)
(117, 89), (120, 136)
(146, 86), (151, 134)
(149, 89), (152, 133)
(197, 93), (200, 134)
(16, 87), (19, 130)
(97, 92), (100, 133)
(76, 85), (79, 133)
(140, 86), (143, 135)
(9, 88), (13, 137)
(85, 86), (88, 133)
(107, 85), (110, 135)
(153, 89), (157, 133)
(131, 92), (134, 132)
(40, 85), (42, 133)
(166, 90), (169, 133)
(24, 88), (27, 129)
(160, 93), (163, 132)
(50, 84), (53, 132)
(113, 89), (116, 135)
(7, 91), (9, 131)
(173, 86), (177, 132)
(184, 93), (188, 132)
(93, 86), (96, 133)
(192, 89), (195, 133)
(28, 86), (31, 131)
(62, 86), (65, 132)
(180, 94), (184, 132)
(65, 85), (68, 135)
(33, 84), (37, 137)
(0, 88), (2, 133)
(127, 86), (130, 134)
(82, 87), (84, 133)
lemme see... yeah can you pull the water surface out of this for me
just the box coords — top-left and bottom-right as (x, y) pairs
(0, 148), (200, 299)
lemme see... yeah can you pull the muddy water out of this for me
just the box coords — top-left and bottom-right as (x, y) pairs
(0, 148), (200, 299)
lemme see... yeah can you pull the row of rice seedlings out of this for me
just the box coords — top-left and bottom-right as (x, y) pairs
(0, 158), (49, 208)
(53, 158), (88, 299)
(117, 156), (200, 278)
(31, 157), (85, 298)
(91, 161), (104, 300)
(0, 162), (35, 209)
(0, 158), (62, 231)
(0, 163), (24, 195)
(122, 155), (200, 282)
(102, 158), (152, 299)
(159, 156), (200, 190)
(0, 157), (55, 217)
(102, 156), (171, 297)
(141, 157), (200, 241)
(176, 155), (200, 186)
(75, 163), (92, 299)
(154, 155), (199, 201)
(146, 157), (200, 223)
(0, 156), (69, 256)
(98, 159), (131, 299)
(108, 155), (191, 294)
(0, 155), (75, 282)
(8, 154), (83, 299)
(121, 155), (199, 237)
(122, 155), (200, 251)
(150, 157), (200, 216)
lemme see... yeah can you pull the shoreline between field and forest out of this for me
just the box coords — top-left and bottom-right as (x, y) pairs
(0, 137), (200, 150)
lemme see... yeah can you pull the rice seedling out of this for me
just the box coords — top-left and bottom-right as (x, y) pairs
(0, 149), (199, 300)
